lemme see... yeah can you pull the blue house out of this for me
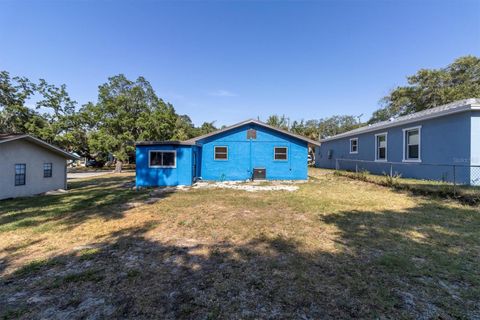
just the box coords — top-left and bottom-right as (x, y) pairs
(316, 98), (480, 185)
(136, 119), (320, 187)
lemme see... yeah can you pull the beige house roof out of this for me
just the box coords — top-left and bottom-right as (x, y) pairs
(0, 134), (79, 160)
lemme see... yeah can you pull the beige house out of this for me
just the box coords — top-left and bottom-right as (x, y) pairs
(0, 134), (79, 200)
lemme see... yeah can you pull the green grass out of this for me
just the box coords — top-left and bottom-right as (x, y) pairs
(0, 173), (148, 234)
(334, 169), (480, 205)
(1, 169), (479, 319)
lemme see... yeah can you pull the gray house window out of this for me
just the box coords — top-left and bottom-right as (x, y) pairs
(44, 163), (53, 178)
(149, 150), (176, 168)
(403, 126), (421, 162)
(214, 146), (228, 160)
(375, 133), (387, 161)
(274, 147), (288, 160)
(15, 164), (26, 186)
(350, 138), (358, 154)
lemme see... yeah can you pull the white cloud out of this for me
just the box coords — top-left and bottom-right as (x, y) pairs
(208, 90), (238, 97)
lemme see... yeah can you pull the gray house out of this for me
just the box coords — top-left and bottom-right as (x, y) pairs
(316, 98), (480, 185)
(0, 134), (79, 200)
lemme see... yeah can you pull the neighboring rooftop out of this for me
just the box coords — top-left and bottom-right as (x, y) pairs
(0, 133), (24, 141)
(321, 98), (480, 142)
(0, 133), (79, 160)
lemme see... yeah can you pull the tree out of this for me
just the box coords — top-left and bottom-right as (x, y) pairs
(265, 114), (361, 140)
(369, 55), (480, 123)
(83, 74), (178, 172)
(0, 71), (37, 134)
(195, 121), (217, 136)
(0, 71), (84, 152)
(266, 115), (289, 130)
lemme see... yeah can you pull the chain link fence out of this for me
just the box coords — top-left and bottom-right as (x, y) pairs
(335, 158), (480, 198)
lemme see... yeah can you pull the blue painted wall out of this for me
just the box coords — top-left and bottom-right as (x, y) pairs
(316, 111), (475, 184)
(136, 144), (194, 187)
(198, 124), (308, 181)
(136, 123), (309, 187)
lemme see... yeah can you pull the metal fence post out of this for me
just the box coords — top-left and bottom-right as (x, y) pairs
(390, 163), (393, 177)
(453, 165), (457, 197)
(336, 159), (339, 171)
(356, 163), (358, 173)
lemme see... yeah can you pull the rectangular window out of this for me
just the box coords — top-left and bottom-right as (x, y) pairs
(375, 133), (387, 161)
(149, 151), (176, 168)
(274, 147), (288, 160)
(350, 138), (358, 154)
(403, 127), (421, 161)
(44, 163), (53, 178)
(15, 164), (26, 186)
(214, 146), (228, 160)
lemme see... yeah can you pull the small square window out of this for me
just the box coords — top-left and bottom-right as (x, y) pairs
(214, 146), (228, 160)
(15, 164), (26, 186)
(44, 163), (53, 178)
(274, 147), (288, 160)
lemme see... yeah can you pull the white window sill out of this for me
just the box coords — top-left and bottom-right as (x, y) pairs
(349, 152), (358, 154)
(402, 159), (422, 163)
(375, 159), (388, 162)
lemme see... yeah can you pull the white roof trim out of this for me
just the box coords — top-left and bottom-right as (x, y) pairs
(321, 98), (480, 142)
(0, 134), (80, 160)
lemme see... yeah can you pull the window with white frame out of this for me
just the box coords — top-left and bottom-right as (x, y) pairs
(43, 163), (53, 178)
(350, 138), (358, 154)
(403, 127), (421, 161)
(214, 146), (228, 160)
(15, 164), (26, 186)
(375, 133), (387, 161)
(149, 150), (176, 168)
(274, 147), (288, 160)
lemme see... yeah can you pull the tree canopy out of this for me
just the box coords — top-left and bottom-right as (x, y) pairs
(369, 55), (480, 123)
(1, 55), (477, 170)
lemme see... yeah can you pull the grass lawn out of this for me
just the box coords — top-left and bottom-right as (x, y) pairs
(0, 169), (479, 319)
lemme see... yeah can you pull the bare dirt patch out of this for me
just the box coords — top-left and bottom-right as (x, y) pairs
(1, 169), (479, 319)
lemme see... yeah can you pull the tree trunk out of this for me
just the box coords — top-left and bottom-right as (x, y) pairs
(115, 160), (123, 173)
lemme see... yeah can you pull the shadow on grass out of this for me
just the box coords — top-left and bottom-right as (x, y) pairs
(0, 174), (173, 233)
(1, 201), (479, 319)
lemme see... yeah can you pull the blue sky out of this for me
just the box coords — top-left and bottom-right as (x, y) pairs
(1, 0), (479, 126)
